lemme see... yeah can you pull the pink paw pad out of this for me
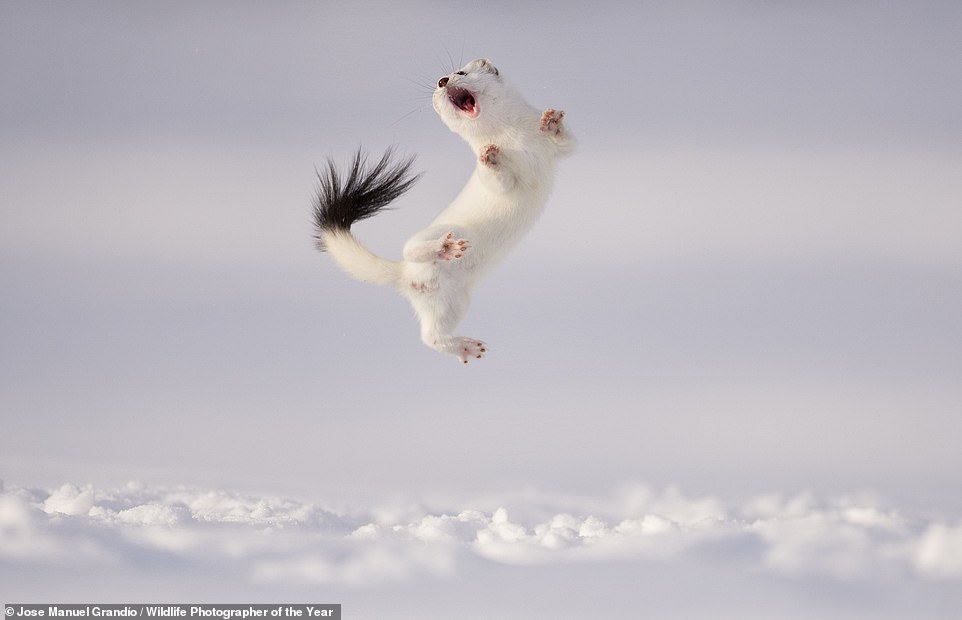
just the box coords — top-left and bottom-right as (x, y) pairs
(540, 108), (565, 135)
(438, 232), (470, 261)
(479, 144), (501, 167)
(458, 339), (488, 364)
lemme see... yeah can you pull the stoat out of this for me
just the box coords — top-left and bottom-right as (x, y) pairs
(313, 58), (574, 363)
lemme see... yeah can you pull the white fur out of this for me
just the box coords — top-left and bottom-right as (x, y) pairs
(322, 58), (574, 363)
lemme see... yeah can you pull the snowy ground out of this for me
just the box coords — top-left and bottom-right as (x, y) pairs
(3, 480), (961, 618)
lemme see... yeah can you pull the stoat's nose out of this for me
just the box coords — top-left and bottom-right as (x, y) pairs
(437, 76), (449, 88)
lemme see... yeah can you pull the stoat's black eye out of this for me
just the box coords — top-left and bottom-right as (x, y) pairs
(455, 71), (466, 76)
(438, 76), (449, 88)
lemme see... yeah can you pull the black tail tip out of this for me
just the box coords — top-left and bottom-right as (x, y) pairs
(312, 147), (421, 247)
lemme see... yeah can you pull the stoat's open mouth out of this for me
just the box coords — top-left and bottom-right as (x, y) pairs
(447, 86), (479, 117)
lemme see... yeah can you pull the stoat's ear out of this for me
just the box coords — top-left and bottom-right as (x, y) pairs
(470, 58), (499, 77)
(479, 58), (499, 76)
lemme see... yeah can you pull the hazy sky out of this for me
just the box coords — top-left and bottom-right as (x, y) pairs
(2, 0), (960, 505)
(2, 1), (961, 616)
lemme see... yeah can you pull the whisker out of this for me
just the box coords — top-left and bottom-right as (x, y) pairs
(390, 102), (429, 128)
(405, 73), (437, 95)
(444, 46), (455, 73)
(435, 51), (451, 76)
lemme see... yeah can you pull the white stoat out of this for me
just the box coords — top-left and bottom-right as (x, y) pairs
(313, 58), (574, 363)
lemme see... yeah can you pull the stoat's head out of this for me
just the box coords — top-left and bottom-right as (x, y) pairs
(433, 58), (520, 141)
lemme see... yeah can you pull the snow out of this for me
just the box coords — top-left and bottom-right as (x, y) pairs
(914, 522), (962, 580)
(3, 479), (961, 614)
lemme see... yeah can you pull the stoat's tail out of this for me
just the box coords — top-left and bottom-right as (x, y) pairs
(313, 148), (420, 287)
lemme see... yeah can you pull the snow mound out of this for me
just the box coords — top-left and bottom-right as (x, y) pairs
(1, 481), (960, 586)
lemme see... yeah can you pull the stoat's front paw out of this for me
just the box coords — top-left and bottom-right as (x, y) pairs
(437, 231), (470, 261)
(456, 337), (488, 364)
(540, 108), (565, 136)
(479, 144), (501, 168)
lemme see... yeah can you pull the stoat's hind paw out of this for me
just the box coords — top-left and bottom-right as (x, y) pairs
(479, 144), (501, 167)
(540, 108), (565, 136)
(438, 232), (470, 261)
(456, 337), (488, 364)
